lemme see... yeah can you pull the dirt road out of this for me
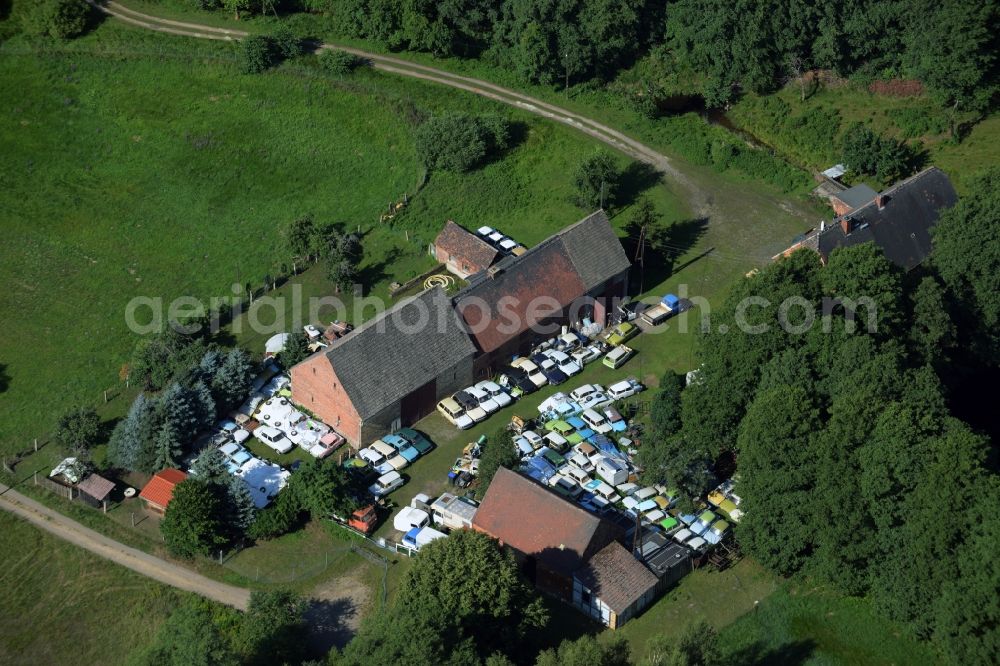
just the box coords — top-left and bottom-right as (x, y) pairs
(0, 482), (250, 609)
(86, 0), (731, 220)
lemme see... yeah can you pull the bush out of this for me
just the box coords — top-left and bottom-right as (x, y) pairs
(21, 0), (91, 40)
(320, 49), (364, 75)
(890, 107), (947, 139)
(414, 113), (512, 173)
(572, 152), (620, 209)
(710, 140), (736, 170)
(842, 122), (914, 183)
(270, 25), (304, 60)
(54, 406), (101, 457)
(240, 35), (275, 74)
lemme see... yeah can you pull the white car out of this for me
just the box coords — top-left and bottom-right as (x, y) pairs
(581, 408), (613, 434)
(521, 430), (543, 450)
(370, 440), (409, 471)
(579, 391), (612, 411)
(572, 345), (603, 365)
(254, 426), (293, 454)
(545, 349), (581, 376)
(568, 452), (594, 474)
(466, 385), (500, 414)
(369, 470), (404, 497)
(607, 378), (645, 401)
(476, 380), (513, 408)
(477, 225), (495, 238)
(514, 436), (535, 458)
(512, 358), (548, 388)
(543, 431), (568, 451)
(359, 446), (405, 475)
(563, 465), (591, 486)
(570, 384), (604, 402)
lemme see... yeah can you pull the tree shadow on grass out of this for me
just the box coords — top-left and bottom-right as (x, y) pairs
(304, 597), (360, 655)
(623, 217), (709, 293)
(617, 161), (664, 209)
(727, 639), (817, 665)
(0, 362), (9, 393)
(357, 247), (403, 294)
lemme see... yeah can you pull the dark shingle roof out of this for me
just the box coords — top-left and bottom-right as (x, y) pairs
(322, 287), (476, 418)
(574, 541), (659, 614)
(434, 221), (499, 271)
(472, 468), (623, 576)
(818, 167), (957, 270)
(558, 210), (632, 290)
(832, 183), (877, 211)
(77, 474), (115, 502)
(454, 210), (630, 352)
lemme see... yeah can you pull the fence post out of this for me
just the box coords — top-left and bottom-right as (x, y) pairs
(34, 439), (38, 452)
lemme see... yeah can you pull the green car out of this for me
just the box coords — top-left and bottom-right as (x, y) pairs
(395, 427), (434, 455)
(544, 419), (573, 435)
(541, 449), (566, 467)
(606, 322), (639, 346)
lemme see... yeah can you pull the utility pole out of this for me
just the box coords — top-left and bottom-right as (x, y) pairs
(633, 223), (647, 294)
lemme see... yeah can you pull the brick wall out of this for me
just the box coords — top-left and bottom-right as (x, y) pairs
(290, 354), (362, 445)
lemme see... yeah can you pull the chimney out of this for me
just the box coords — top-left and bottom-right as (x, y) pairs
(876, 194), (886, 210)
(840, 216), (851, 235)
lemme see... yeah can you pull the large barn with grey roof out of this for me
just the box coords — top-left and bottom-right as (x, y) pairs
(290, 287), (476, 445)
(290, 210), (630, 445)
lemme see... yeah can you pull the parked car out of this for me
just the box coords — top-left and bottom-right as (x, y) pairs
(254, 426), (293, 454)
(536, 357), (568, 385)
(544, 419), (574, 436)
(579, 391), (612, 411)
(569, 384), (601, 402)
(370, 440), (409, 470)
(453, 391), (488, 422)
(606, 322), (639, 346)
(369, 470), (404, 497)
(466, 385), (500, 415)
(564, 464), (591, 486)
(381, 434), (421, 462)
(544, 349), (582, 376)
(394, 427), (434, 455)
(514, 435), (535, 459)
(568, 452), (594, 474)
(437, 397), (475, 429)
(498, 238), (518, 254)
(603, 406), (626, 432)
(549, 473), (583, 499)
(571, 345), (603, 366)
(511, 357), (548, 388)
(497, 366), (536, 396)
(358, 446), (401, 475)
(581, 408), (613, 434)
(603, 345), (635, 369)
(607, 378), (645, 401)
(521, 430), (543, 450)
(476, 225), (495, 239)
(543, 431), (569, 452)
(476, 380), (513, 408)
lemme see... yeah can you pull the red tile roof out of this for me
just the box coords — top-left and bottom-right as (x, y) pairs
(139, 469), (187, 509)
(472, 468), (622, 575)
(434, 221), (499, 273)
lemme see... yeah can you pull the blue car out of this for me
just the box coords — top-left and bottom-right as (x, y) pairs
(382, 434), (420, 462)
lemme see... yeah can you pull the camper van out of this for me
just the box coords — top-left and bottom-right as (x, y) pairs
(595, 456), (628, 486)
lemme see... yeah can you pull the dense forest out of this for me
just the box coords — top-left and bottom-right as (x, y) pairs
(190, 0), (998, 120)
(637, 169), (1000, 663)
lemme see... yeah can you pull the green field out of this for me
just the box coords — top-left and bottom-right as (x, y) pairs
(0, 511), (184, 665)
(0, 18), (686, 460)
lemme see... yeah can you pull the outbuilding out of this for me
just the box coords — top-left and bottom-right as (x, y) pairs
(138, 469), (187, 515)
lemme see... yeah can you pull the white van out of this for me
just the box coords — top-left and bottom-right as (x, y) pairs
(582, 408), (612, 434)
(595, 456), (628, 486)
(369, 471), (404, 497)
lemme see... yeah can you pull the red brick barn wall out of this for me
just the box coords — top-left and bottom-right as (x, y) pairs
(290, 354), (362, 445)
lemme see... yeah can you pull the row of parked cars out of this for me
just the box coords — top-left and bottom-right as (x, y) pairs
(476, 225), (527, 257)
(342, 428), (436, 499)
(436, 327), (641, 431)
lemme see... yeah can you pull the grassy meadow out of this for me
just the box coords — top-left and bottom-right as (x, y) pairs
(0, 512), (184, 665)
(0, 17), (687, 460)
